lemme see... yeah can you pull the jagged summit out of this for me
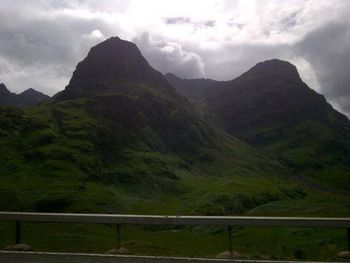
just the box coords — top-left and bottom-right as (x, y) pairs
(19, 88), (43, 96)
(0, 83), (10, 95)
(58, 37), (174, 100)
(17, 88), (50, 105)
(0, 83), (16, 105)
(20, 87), (36, 94)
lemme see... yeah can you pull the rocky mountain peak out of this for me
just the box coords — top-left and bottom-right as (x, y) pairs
(20, 88), (36, 94)
(61, 37), (170, 99)
(0, 83), (10, 95)
(0, 84), (49, 106)
(238, 59), (301, 84)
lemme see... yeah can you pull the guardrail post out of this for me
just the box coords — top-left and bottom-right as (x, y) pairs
(227, 225), (232, 255)
(347, 228), (350, 251)
(15, 221), (21, 244)
(116, 224), (121, 248)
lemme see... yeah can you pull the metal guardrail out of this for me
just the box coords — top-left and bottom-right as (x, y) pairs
(0, 212), (349, 253)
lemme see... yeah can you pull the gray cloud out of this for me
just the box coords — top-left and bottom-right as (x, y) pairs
(163, 17), (216, 28)
(0, 1), (115, 94)
(163, 17), (192, 25)
(295, 22), (350, 116)
(194, 43), (294, 81)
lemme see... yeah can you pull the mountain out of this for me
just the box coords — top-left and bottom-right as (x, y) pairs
(0, 37), (293, 214)
(17, 88), (50, 106)
(204, 59), (349, 135)
(1, 40), (349, 261)
(170, 59), (350, 191)
(0, 84), (50, 107)
(0, 83), (17, 105)
(54, 37), (213, 154)
(56, 37), (181, 102)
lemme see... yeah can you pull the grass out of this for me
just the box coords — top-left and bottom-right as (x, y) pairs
(256, 120), (350, 192)
(0, 92), (350, 261)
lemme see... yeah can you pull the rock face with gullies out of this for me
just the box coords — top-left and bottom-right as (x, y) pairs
(205, 60), (350, 191)
(169, 59), (350, 191)
(56, 37), (181, 102)
(205, 59), (346, 137)
(54, 37), (214, 154)
(0, 84), (50, 107)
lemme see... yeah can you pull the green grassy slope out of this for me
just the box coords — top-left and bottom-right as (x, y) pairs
(241, 115), (350, 192)
(0, 86), (290, 214)
(0, 96), (349, 261)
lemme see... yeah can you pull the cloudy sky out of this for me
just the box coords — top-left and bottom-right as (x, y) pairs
(1, 0), (350, 116)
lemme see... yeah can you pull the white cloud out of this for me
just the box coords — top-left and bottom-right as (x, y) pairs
(133, 33), (204, 79)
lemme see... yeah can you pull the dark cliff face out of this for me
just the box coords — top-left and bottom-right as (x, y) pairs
(0, 84), (49, 107)
(200, 59), (350, 188)
(0, 83), (10, 95)
(56, 37), (180, 102)
(0, 84), (16, 105)
(205, 59), (347, 136)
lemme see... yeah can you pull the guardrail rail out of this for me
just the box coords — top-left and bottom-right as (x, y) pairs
(0, 212), (349, 255)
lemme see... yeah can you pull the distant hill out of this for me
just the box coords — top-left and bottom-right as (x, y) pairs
(0, 84), (50, 107)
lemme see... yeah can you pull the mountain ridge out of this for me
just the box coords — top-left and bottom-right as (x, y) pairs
(0, 83), (50, 107)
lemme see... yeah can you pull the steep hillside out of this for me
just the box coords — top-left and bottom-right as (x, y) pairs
(166, 60), (350, 191)
(205, 60), (348, 135)
(201, 60), (350, 191)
